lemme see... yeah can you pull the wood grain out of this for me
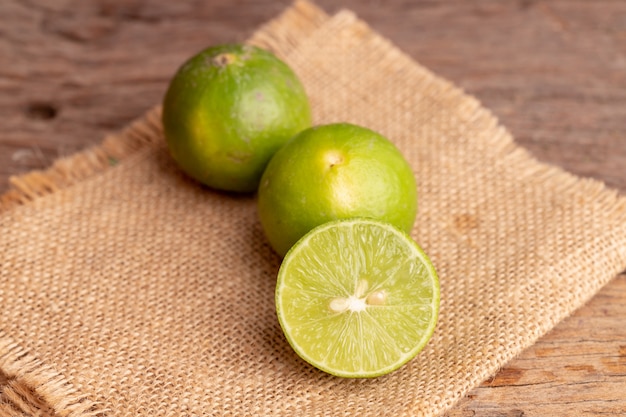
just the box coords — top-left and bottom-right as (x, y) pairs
(1, 0), (625, 415)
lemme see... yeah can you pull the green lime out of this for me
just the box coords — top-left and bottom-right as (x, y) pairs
(258, 123), (417, 257)
(276, 218), (439, 378)
(162, 44), (311, 192)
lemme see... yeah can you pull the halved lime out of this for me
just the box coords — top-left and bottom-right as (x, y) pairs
(275, 218), (440, 378)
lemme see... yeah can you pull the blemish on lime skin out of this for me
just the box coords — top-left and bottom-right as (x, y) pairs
(325, 150), (344, 169)
(226, 152), (253, 164)
(211, 53), (236, 68)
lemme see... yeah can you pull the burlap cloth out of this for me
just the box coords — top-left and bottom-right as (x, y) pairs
(1, 1), (625, 416)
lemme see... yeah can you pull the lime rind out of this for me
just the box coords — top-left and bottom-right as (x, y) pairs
(275, 218), (440, 378)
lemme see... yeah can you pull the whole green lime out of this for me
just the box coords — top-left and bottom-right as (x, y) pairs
(258, 123), (418, 257)
(162, 44), (311, 192)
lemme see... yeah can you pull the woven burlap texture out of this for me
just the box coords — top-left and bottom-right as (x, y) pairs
(2, 1), (626, 416)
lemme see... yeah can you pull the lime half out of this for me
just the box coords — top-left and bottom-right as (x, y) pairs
(275, 218), (440, 378)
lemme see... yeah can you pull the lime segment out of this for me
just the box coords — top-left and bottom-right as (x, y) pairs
(275, 218), (440, 378)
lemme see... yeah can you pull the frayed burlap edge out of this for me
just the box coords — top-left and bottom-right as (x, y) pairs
(0, 331), (103, 417)
(0, 108), (163, 214)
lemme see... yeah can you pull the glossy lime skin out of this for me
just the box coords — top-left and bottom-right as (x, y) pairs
(162, 44), (311, 192)
(258, 123), (418, 257)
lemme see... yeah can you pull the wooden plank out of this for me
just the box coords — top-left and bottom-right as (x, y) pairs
(1, 0), (625, 415)
(446, 273), (626, 416)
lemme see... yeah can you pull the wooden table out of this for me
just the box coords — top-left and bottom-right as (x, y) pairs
(1, 0), (625, 415)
